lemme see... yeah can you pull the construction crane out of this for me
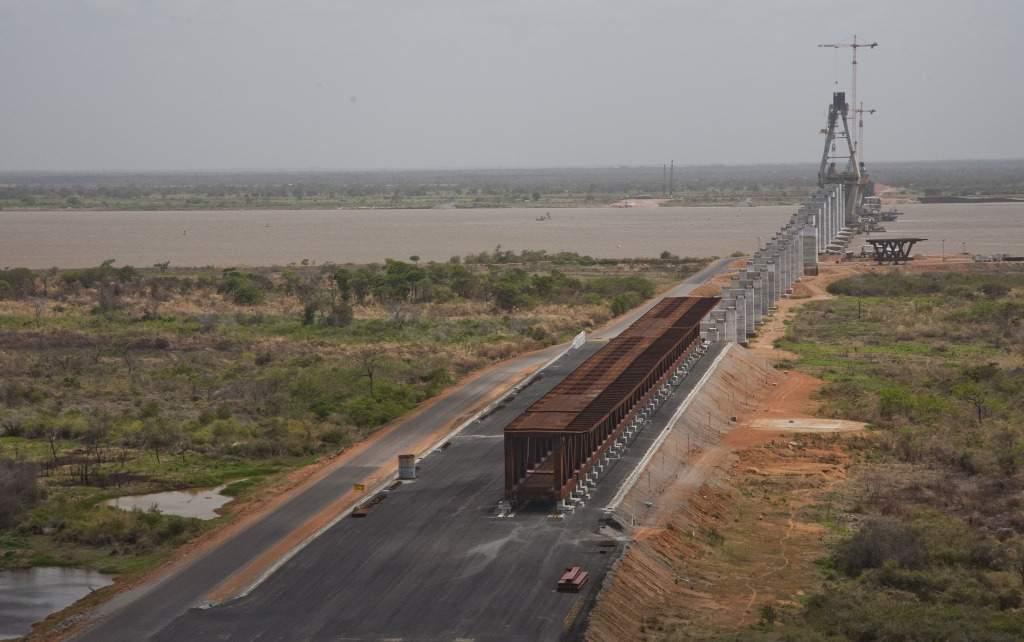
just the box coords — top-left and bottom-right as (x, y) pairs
(818, 35), (878, 157)
(854, 102), (877, 164)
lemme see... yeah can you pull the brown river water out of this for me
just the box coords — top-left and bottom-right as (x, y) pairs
(0, 203), (1021, 269)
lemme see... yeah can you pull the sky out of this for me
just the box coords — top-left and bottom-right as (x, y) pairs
(1, 0), (1021, 171)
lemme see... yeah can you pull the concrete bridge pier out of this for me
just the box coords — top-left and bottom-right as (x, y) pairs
(777, 236), (791, 294)
(778, 233), (794, 290)
(728, 289), (748, 344)
(816, 203), (825, 251)
(823, 189), (831, 247)
(791, 226), (804, 285)
(838, 184), (846, 231)
(737, 279), (755, 337)
(712, 310), (728, 345)
(821, 200), (829, 249)
(762, 258), (777, 307)
(752, 272), (767, 320)
(762, 263), (775, 312)
(778, 239), (792, 293)
(833, 188), (842, 243)
(724, 303), (738, 344)
(710, 186), (844, 346)
(801, 225), (818, 276)
(774, 251), (786, 301)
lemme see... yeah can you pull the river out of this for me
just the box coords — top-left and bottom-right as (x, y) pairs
(0, 203), (1020, 269)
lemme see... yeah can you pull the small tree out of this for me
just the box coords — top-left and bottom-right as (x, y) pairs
(44, 423), (62, 464)
(0, 459), (40, 528)
(302, 300), (320, 326)
(953, 380), (991, 425)
(332, 269), (352, 303)
(350, 268), (374, 305)
(96, 283), (122, 314)
(142, 418), (172, 464)
(323, 302), (353, 327)
(356, 347), (384, 399)
(1009, 538), (1024, 587)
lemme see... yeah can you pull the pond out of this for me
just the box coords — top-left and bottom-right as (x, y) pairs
(0, 567), (113, 640)
(105, 483), (235, 520)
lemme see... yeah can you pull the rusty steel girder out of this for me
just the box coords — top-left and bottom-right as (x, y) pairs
(504, 296), (718, 505)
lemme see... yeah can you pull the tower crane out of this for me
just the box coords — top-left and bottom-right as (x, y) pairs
(854, 103), (877, 165)
(818, 35), (878, 157)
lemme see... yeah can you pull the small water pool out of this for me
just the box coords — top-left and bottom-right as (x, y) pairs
(0, 567), (113, 640)
(105, 483), (235, 520)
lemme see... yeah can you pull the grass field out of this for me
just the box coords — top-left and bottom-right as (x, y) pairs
(738, 268), (1024, 641)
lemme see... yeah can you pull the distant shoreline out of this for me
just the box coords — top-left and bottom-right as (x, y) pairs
(0, 198), (805, 212)
(918, 195), (1024, 204)
(10, 199), (1024, 214)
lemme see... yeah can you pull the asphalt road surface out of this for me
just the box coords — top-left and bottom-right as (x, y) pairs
(73, 258), (734, 642)
(154, 341), (725, 642)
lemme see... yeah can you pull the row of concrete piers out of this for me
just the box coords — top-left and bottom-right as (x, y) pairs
(814, 185), (855, 254)
(700, 186), (852, 345)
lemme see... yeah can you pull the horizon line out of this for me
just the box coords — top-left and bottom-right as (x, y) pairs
(2, 157), (1023, 176)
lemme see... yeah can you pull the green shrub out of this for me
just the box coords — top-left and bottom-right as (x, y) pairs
(610, 292), (644, 316)
(834, 517), (926, 576)
(341, 385), (419, 429)
(0, 459), (41, 528)
(0, 268), (36, 299)
(219, 270), (270, 305)
(56, 506), (201, 550)
(800, 583), (1024, 641)
(61, 260), (138, 289)
(586, 275), (655, 299)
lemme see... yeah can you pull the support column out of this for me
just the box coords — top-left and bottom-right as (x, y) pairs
(752, 272), (766, 321)
(713, 310), (727, 343)
(729, 288), (747, 343)
(817, 206), (825, 250)
(725, 302), (738, 344)
(826, 196), (831, 248)
(764, 257), (777, 306)
(738, 278), (755, 338)
(835, 186), (843, 233)
(801, 225), (818, 276)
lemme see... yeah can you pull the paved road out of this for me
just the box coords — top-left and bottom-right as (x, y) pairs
(155, 341), (726, 642)
(73, 258), (734, 642)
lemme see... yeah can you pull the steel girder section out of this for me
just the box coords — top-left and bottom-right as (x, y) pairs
(504, 297), (718, 505)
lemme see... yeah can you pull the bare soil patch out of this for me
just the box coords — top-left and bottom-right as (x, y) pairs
(750, 418), (865, 433)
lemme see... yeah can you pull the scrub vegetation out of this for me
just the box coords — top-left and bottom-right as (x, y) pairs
(0, 250), (708, 574)
(740, 268), (1024, 641)
(2, 160), (1022, 211)
(0, 165), (814, 210)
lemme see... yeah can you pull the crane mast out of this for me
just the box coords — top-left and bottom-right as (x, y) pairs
(855, 102), (877, 164)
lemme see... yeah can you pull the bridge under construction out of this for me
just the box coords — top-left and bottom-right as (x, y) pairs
(71, 76), (920, 642)
(502, 86), (911, 510)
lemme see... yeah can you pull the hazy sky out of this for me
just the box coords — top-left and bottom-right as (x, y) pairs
(2, 0), (1021, 171)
